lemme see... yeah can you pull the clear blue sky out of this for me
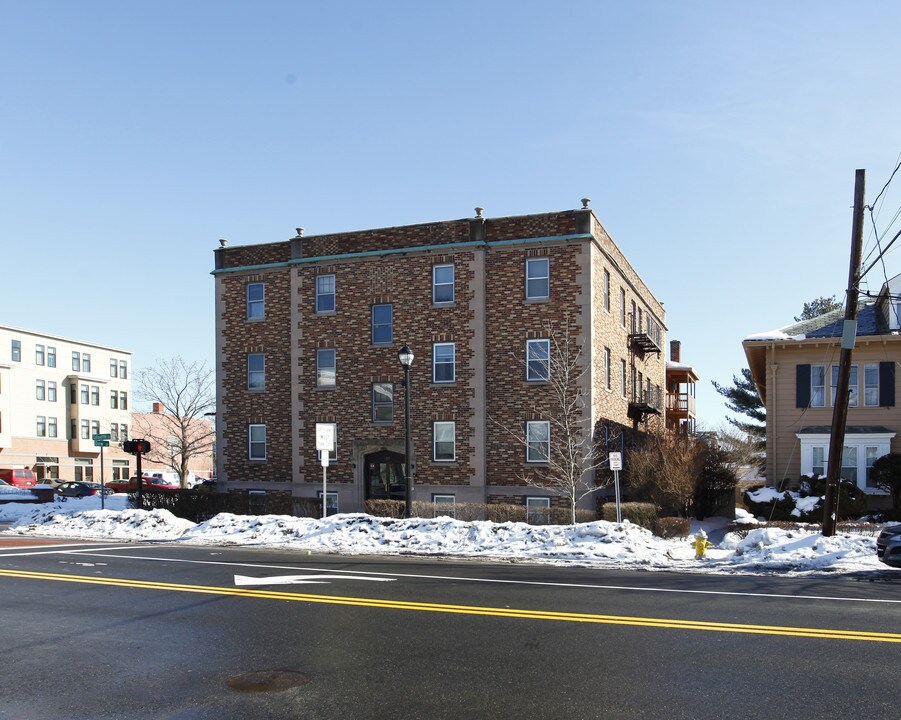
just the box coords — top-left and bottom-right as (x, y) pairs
(3, 1), (901, 427)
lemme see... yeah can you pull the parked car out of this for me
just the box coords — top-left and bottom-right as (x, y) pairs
(107, 476), (180, 493)
(55, 481), (111, 498)
(876, 524), (901, 568)
(0, 468), (37, 488)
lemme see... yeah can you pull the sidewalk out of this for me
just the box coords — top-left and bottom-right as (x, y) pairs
(689, 516), (732, 545)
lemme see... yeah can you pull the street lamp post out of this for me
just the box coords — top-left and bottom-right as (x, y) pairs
(397, 344), (414, 519)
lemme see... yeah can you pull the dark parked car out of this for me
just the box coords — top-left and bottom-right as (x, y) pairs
(55, 481), (111, 498)
(876, 524), (901, 568)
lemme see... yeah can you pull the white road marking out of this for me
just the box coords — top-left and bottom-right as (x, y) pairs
(234, 573), (394, 586)
(20, 547), (901, 605)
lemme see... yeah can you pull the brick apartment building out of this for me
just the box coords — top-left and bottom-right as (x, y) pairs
(212, 204), (674, 515)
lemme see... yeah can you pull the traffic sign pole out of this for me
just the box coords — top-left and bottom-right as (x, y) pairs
(609, 452), (623, 524)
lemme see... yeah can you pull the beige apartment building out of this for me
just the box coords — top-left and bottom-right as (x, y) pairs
(744, 276), (901, 509)
(0, 325), (134, 483)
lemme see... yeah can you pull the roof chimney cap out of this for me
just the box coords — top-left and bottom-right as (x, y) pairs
(581, 198), (591, 209)
(474, 207), (484, 218)
(295, 227), (304, 238)
(218, 238), (228, 248)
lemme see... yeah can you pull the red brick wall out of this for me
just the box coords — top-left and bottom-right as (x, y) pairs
(219, 271), (293, 483)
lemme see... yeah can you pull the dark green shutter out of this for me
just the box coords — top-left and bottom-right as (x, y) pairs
(796, 364), (811, 408)
(880, 362), (895, 407)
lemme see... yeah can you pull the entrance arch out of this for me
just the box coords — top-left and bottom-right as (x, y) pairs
(363, 449), (406, 502)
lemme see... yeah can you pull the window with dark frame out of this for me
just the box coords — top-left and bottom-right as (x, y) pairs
(47, 346), (56, 367)
(35, 345), (45, 366)
(11, 340), (21, 362)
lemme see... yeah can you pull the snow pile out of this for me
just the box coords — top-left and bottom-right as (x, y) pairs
(747, 486), (825, 518)
(1, 504), (890, 575)
(0, 493), (130, 522)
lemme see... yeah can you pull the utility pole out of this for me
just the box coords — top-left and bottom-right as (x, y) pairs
(822, 169), (866, 537)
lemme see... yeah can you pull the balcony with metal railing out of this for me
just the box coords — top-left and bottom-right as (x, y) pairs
(628, 313), (662, 356)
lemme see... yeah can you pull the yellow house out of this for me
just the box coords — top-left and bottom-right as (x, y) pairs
(743, 278), (901, 509)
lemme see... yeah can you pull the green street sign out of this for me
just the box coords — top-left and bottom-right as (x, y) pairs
(92, 433), (111, 442)
(93, 440), (110, 447)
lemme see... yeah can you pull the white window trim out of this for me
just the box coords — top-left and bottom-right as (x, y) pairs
(432, 494), (456, 517)
(796, 431), (895, 494)
(248, 424), (267, 460)
(525, 257), (550, 300)
(526, 420), (550, 463)
(246, 282), (265, 320)
(526, 496), (551, 524)
(432, 342), (456, 384)
(433, 421), (456, 462)
(247, 353), (266, 391)
(526, 339), (550, 382)
(432, 264), (455, 304)
(316, 274), (336, 314)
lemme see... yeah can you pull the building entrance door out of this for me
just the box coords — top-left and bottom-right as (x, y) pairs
(364, 450), (406, 502)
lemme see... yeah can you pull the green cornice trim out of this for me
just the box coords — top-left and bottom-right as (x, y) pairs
(210, 233), (593, 276)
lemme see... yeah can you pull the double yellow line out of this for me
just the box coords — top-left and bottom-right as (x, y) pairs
(2, 567), (899, 643)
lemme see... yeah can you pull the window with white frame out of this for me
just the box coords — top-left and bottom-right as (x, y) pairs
(433, 421), (455, 461)
(316, 274), (336, 313)
(248, 353), (265, 390)
(316, 348), (336, 388)
(810, 365), (826, 407)
(36, 380), (45, 401)
(526, 420), (550, 463)
(48, 417), (57, 438)
(112, 460), (129, 481)
(526, 496), (551, 525)
(35, 345), (45, 365)
(74, 458), (93, 482)
(372, 304), (393, 344)
(372, 382), (393, 422)
(433, 343), (455, 383)
(526, 339), (550, 382)
(864, 363), (879, 406)
(120, 424), (128, 441)
(432, 494), (456, 518)
(433, 264), (454, 304)
(798, 430), (895, 493)
(525, 257), (549, 300)
(91, 420), (100, 437)
(831, 365), (859, 407)
(80, 420), (90, 439)
(47, 346), (56, 367)
(248, 424), (267, 460)
(47, 381), (56, 402)
(246, 283), (265, 320)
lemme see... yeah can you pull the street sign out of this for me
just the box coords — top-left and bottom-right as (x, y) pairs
(609, 452), (622, 471)
(93, 439), (110, 447)
(92, 433), (111, 442)
(315, 423), (335, 451)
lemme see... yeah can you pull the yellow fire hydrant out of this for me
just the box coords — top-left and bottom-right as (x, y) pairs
(691, 530), (713, 559)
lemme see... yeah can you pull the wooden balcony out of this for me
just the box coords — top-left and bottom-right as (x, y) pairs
(666, 391), (697, 418)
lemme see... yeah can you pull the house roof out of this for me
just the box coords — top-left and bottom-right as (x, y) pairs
(796, 425), (896, 435)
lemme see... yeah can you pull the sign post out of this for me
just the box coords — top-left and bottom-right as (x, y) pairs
(93, 433), (111, 510)
(609, 452), (623, 524)
(315, 424), (335, 520)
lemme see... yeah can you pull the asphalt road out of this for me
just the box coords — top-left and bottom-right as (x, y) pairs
(0, 537), (899, 720)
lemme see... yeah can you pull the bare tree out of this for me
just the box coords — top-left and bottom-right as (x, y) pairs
(625, 431), (704, 516)
(133, 357), (215, 488)
(491, 325), (607, 524)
